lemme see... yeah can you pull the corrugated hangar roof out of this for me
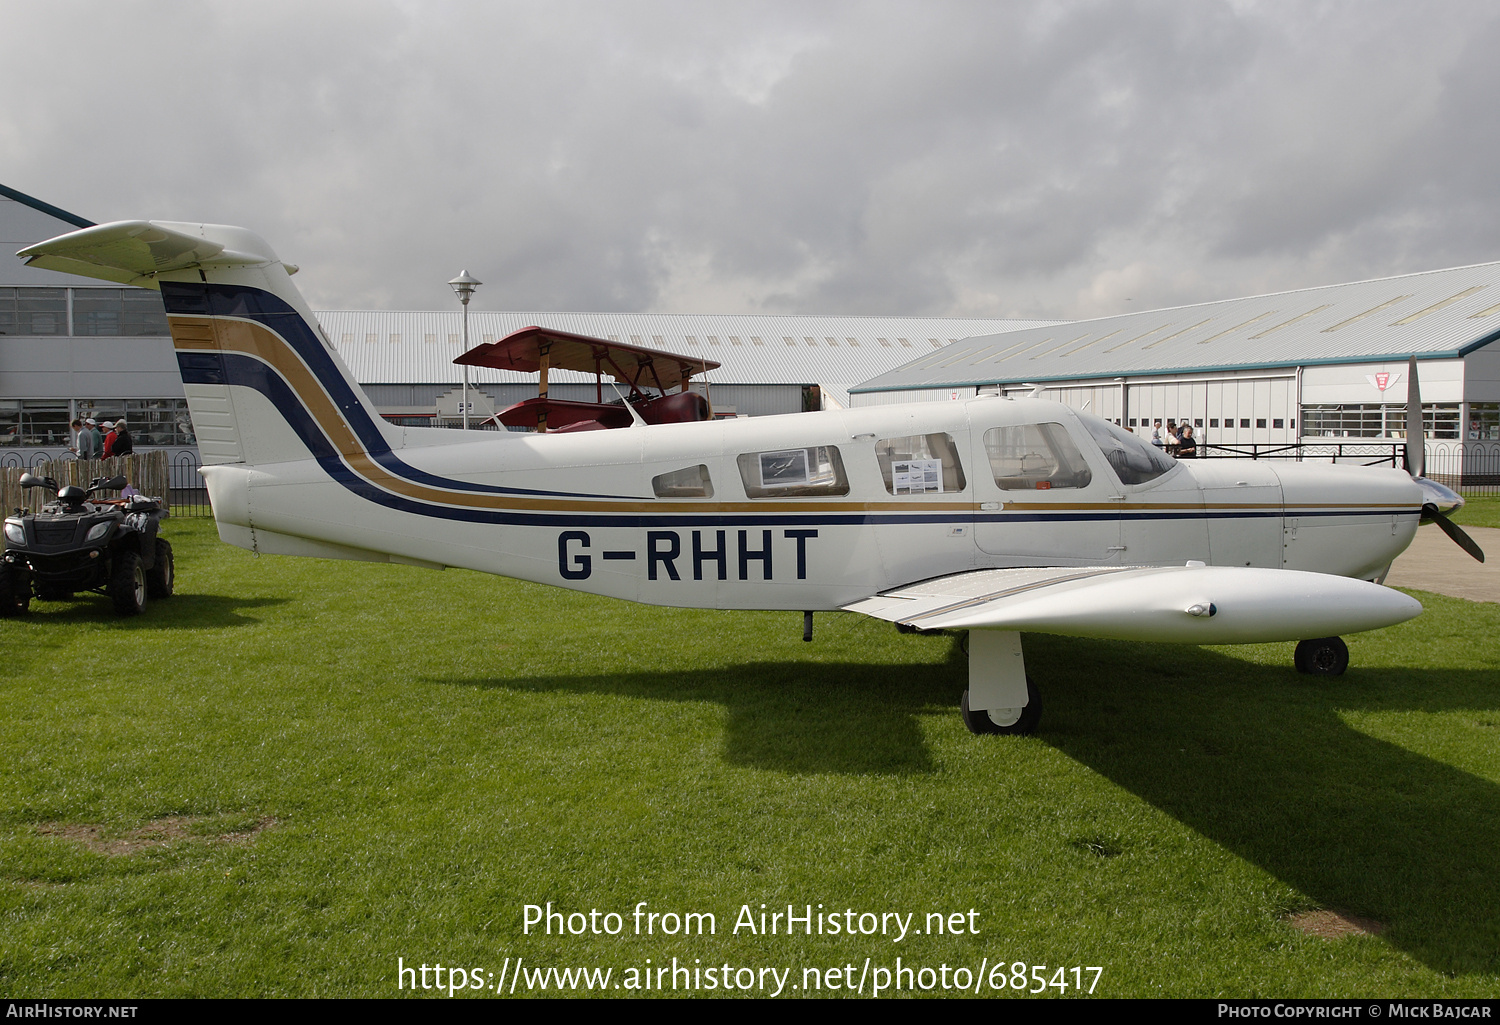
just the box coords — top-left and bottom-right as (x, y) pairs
(852, 261), (1500, 395)
(316, 310), (1054, 406)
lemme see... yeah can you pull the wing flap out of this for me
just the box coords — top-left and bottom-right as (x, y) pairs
(843, 564), (1422, 644)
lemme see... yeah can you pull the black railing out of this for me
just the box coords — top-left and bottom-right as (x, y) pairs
(1200, 441), (1403, 467)
(1198, 440), (1498, 493)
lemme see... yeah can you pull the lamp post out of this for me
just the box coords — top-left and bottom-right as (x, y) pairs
(449, 270), (482, 429)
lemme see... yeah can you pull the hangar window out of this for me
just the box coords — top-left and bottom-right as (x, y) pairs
(846, 337), (858, 347)
(1300, 404), (1461, 439)
(0, 288), (67, 335)
(73, 289), (168, 336)
(425, 333), (437, 344)
(1075, 412), (1174, 485)
(1471, 404), (1499, 440)
(652, 464), (714, 499)
(984, 424), (1092, 491)
(737, 446), (849, 498)
(875, 433), (966, 494)
(1240, 418), (1250, 428)
(389, 334), (400, 344)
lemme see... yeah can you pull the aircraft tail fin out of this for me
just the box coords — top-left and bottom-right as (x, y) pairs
(18, 220), (398, 468)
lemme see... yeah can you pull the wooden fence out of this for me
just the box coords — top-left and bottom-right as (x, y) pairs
(0, 451), (172, 515)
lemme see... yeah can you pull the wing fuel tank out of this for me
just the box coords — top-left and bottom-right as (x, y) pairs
(848, 564), (1423, 644)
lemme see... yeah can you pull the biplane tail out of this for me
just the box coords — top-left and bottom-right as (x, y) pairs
(17, 220), (399, 470)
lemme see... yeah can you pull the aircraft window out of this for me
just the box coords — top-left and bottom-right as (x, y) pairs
(652, 464), (714, 499)
(984, 425), (1092, 491)
(1076, 412), (1175, 485)
(737, 446), (849, 498)
(875, 433), (967, 495)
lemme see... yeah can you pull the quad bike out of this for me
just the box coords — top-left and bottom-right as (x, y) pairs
(1, 474), (173, 616)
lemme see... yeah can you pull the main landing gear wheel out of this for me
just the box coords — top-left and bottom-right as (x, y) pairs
(110, 551), (147, 616)
(962, 677), (1041, 736)
(1294, 636), (1349, 676)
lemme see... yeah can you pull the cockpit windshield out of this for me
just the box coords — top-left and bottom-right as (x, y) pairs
(1075, 412), (1176, 485)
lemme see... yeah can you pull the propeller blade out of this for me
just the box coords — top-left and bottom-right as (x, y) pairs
(1424, 504), (1486, 563)
(1404, 355), (1424, 478)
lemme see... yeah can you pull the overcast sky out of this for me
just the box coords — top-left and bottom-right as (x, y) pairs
(4, 1), (1500, 320)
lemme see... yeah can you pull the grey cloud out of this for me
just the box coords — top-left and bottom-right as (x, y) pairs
(3, 0), (1499, 320)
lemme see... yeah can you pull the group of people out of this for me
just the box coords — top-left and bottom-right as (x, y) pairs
(69, 417), (134, 460)
(1150, 419), (1197, 458)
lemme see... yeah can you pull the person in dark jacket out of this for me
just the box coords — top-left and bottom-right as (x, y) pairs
(1177, 425), (1197, 458)
(110, 419), (134, 456)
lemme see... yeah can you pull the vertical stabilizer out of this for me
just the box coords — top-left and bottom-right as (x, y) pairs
(18, 220), (398, 468)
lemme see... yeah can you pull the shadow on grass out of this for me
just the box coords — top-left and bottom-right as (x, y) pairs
(1027, 633), (1500, 977)
(440, 647), (967, 776)
(13, 593), (288, 630)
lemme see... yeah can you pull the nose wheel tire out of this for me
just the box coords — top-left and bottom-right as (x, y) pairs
(1294, 636), (1348, 676)
(962, 677), (1041, 736)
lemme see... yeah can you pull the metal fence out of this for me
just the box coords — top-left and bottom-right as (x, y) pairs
(1199, 441), (1499, 493)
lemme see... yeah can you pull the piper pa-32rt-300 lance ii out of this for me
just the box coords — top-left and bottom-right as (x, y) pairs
(16, 220), (1485, 736)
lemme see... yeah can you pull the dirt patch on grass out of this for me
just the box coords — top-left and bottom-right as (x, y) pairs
(36, 815), (277, 856)
(1285, 909), (1386, 939)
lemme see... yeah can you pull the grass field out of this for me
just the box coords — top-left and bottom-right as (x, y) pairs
(2, 516), (1498, 998)
(1452, 494), (1500, 529)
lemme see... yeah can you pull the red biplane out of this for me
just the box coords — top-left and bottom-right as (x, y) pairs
(454, 326), (721, 433)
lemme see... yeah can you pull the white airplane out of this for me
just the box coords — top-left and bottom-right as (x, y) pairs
(15, 220), (1483, 736)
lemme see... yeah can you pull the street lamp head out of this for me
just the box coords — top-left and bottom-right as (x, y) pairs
(449, 270), (482, 306)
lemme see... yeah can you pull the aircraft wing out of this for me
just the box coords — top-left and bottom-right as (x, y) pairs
(454, 325), (720, 392)
(842, 564), (1422, 644)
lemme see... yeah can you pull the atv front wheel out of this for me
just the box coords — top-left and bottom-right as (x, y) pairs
(109, 552), (146, 616)
(0, 562), (30, 616)
(147, 539), (174, 599)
